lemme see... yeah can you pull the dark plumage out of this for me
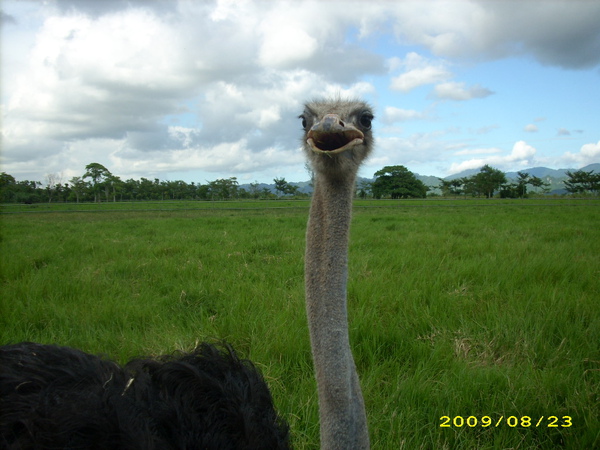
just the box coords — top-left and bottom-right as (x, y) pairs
(0, 342), (290, 449)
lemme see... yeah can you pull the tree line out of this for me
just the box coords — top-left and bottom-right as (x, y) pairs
(0, 163), (306, 204)
(1, 162), (599, 204)
(436, 166), (599, 198)
(437, 165), (551, 199)
(355, 164), (598, 199)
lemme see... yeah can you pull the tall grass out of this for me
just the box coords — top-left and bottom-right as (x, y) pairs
(1, 199), (598, 449)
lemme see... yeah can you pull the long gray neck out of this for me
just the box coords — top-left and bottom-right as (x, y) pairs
(305, 173), (369, 449)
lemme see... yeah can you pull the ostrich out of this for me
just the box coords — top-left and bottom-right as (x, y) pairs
(0, 98), (373, 449)
(301, 98), (373, 449)
(0, 342), (290, 449)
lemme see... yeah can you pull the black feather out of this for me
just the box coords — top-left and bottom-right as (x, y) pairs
(0, 342), (290, 449)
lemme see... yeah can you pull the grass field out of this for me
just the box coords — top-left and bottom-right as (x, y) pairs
(1, 198), (599, 449)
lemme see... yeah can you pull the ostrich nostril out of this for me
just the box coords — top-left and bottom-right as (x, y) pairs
(322, 116), (336, 131)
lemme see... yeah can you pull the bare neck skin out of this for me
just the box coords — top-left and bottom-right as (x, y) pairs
(305, 173), (369, 450)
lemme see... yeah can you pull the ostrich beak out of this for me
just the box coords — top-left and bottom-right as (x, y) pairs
(307, 114), (364, 155)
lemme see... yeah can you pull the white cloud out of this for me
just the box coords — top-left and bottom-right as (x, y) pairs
(454, 148), (502, 156)
(391, 65), (452, 92)
(469, 124), (499, 135)
(524, 124), (538, 132)
(0, 1), (385, 181)
(1, 0), (598, 183)
(432, 81), (494, 101)
(579, 141), (600, 161)
(259, 23), (318, 68)
(389, 52), (452, 92)
(561, 141), (600, 167)
(365, 128), (466, 176)
(382, 107), (426, 123)
(449, 140), (537, 174)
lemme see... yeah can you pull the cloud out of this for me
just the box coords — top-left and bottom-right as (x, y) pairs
(1, 1), (384, 181)
(469, 124), (499, 135)
(389, 52), (452, 92)
(449, 140), (537, 174)
(382, 106), (427, 124)
(388, 52), (494, 102)
(259, 22), (318, 69)
(557, 128), (571, 136)
(388, 0), (600, 69)
(1, 10), (17, 24)
(454, 148), (502, 156)
(432, 81), (494, 101)
(524, 124), (538, 132)
(2, 0), (599, 184)
(561, 141), (600, 167)
(366, 127), (467, 175)
(53, 0), (178, 16)
(4, 9), (199, 142)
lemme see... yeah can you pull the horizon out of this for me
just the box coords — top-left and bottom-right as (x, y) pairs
(4, 162), (599, 187)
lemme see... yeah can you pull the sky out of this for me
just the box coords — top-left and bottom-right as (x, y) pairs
(1, 0), (599, 186)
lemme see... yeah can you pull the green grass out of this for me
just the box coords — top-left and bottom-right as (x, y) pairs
(1, 199), (599, 449)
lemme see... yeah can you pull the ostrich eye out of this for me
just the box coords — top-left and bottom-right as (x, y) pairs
(359, 112), (373, 130)
(299, 115), (308, 129)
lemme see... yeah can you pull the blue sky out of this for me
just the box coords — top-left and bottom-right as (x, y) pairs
(1, 0), (599, 185)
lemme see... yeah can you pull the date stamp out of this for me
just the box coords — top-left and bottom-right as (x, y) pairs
(440, 415), (572, 428)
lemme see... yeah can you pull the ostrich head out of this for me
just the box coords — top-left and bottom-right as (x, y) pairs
(300, 98), (374, 180)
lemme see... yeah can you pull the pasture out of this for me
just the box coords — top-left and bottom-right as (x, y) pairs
(1, 198), (599, 449)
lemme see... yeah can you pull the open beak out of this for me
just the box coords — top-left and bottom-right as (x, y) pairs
(307, 114), (364, 155)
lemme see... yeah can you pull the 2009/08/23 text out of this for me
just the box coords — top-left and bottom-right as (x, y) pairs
(439, 416), (572, 428)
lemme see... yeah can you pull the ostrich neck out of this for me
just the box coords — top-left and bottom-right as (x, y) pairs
(305, 173), (369, 449)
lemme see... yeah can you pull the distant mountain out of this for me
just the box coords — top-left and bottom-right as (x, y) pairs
(444, 169), (480, 180)
(446, 163), (599, 181)
(580, 163), (600, 173)
(414, 173), (444, 188)
(505, 167), (570, 179)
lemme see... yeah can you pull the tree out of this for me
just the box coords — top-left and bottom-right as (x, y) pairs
(438, 178), (465, 197)
(564, 170), (600, 195)
(516, 172), (530, 198)
(357, 180), (372, 199)
(45, 173), (63, 203)
(372, 165), (428, 199)
(106, 175), (123, 202)
(473, 165), (506, 198)
(15, 180), (43, 203)
(248, 182), (261, 199)
(68, 176), (85, 203)
(285, 184), (299, 196)
(0, 172), (17, 202)
(529, 175), (550, 194)
(273, 177), (299, 197)
(83, 163), (112, 202)
(137, 178), (157, 200)
(273, 177), (290, 197)
(261, 187), (275, 199)
(207, 177), (239, 200)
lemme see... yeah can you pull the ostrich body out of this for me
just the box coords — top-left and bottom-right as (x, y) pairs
(301, 99), (373, 449)
(0, 342), (289, 449)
